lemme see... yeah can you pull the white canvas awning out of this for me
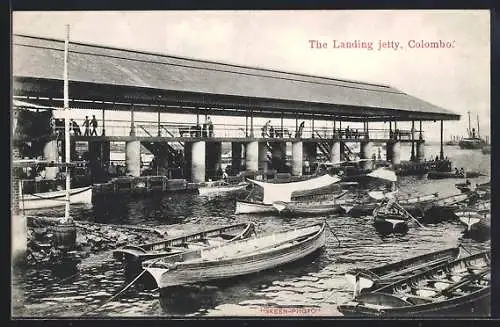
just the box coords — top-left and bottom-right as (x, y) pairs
(366, 167), (398, 182)
(248, 174), (341, 204)
(12, 99), (53, 111)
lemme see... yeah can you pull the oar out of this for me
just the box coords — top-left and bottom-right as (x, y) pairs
(431, 267), (490, 298)
(392, 201), (424, 228)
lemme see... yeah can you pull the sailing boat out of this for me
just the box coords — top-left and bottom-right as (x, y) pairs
(18, 27), (92, 211)
(458, 112), (486, 150)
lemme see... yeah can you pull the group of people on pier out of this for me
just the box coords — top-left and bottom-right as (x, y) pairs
(53, 115), (99, 136)
(333, 126), (364, 139)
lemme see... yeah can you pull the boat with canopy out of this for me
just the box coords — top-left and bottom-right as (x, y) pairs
(235, 174), (341, 214)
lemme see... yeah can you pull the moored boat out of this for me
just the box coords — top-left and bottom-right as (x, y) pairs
(427, 171), (484, 180)
(373, 200), (416, 233)
(235, 200), (276, 214)
(345, 247), (460, 295)
(454, 210), (490, 237)
(143, 222), (327, 289)
(235, 174), (341, 214)
(113, 223), (255, 274)
(198, 181), (249, 197)
(19, 185), (93, 210)
(272, 191), (348, 217)
(338, 251), (491, 317)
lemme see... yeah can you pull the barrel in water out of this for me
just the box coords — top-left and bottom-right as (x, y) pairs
(52, 223), (77, 249)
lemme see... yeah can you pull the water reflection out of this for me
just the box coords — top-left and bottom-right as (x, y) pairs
(12, 145), (491, 317)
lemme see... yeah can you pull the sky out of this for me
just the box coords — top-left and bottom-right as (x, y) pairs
(12, 10), (490, 142)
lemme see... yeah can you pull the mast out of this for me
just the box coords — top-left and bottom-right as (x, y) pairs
(467, 111), (471, 137)
(477, 113), (480, 138)
(64, 24), (71, 222)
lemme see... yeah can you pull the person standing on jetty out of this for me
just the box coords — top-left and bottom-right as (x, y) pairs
(90, 115), (98, 136)
(207, 116), (214, 137)
(83, 116), (90, 136)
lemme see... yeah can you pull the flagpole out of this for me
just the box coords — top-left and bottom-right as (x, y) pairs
(64, 24), (71, 222)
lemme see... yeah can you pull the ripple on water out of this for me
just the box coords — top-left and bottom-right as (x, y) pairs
(12, 146), (490, 317)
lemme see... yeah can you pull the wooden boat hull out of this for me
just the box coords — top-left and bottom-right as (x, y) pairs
(198, 183), (248, 197)
(427, 171), (484, 179)
(235, 200), (276, 214)
(455, 211), (490, 238)
(345, 247), (460, 294)
(338, 289), (490, 317)
(273, 200), (343, 217)
(339, 251), (491, 317)
(145, 223), (326, 289)
(113, 223), (255, 274)
(19, 186), (92, 210)
(373, 215), (409, 233)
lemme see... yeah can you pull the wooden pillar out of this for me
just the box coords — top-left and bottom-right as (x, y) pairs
(419, 121), (423, 140)
(102, 108), (106, 136)
(411, 120), (415, 161)
(280, 112), (284, 137)
(311, 114), (315, 138)
(130, 105), (135, 136)
(440, 120), (444, 160)
(245, 113), (249, 137)
(250, 109), (254, 137)
(157, 110), (161, 137)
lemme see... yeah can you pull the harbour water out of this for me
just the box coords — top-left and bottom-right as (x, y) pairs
(11, 145), (491, 317)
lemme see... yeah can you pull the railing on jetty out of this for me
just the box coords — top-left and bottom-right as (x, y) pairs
(52, 119), (422, 142)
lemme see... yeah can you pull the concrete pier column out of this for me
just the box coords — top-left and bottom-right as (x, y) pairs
(43, 140), (59, 179)
(416, 141), (425, 162)
(191, 141), (206, 182)
(303, 142), (316, 175)
(258, 142), (269, 173)
(12, 146), (26, 266)
(330, 141), (341, 164)
(245, 141), (259, 171)
(125, 140), (141, 177)
(291, 141), (303, 176)
(387, 141), (401, 166)
(206, 141), (222, 180)
(360, 141), (374, 169)
(231, 142), (243, 173)
(340, 142), (347, 161)
(271, 142), (286, 172)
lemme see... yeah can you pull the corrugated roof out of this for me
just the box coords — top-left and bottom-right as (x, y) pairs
(12, 34), (459, 120)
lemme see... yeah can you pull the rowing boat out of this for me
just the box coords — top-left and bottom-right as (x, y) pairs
(373, 200), (414, 233)
(113, 223), (255, 274)
(235, 200), (276, 214)
(345, 247), (460, 296)
(198, 181), (249, 197)
(143, 222), (326, 289)
(455, 210), (490, 235)
(19, 186), (93, 210)
(338, 251), (491, 317)
(272, 191), (348, 217)
(340, 192), (438, 217)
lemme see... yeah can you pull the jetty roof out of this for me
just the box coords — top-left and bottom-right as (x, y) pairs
(12, 34), (460, 122)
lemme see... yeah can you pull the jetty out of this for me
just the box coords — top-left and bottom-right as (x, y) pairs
(13, 34), (460, 192)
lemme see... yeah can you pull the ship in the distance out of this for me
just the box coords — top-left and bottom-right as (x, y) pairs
(458, 111), (487, 150)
